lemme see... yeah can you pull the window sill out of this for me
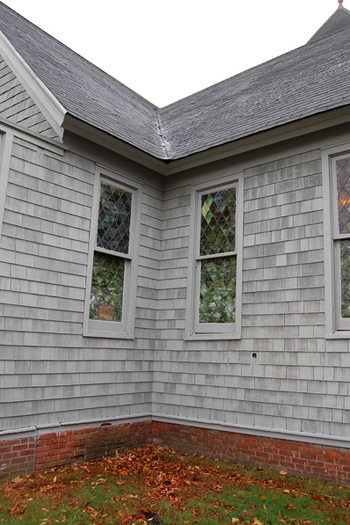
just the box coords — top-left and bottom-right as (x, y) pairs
(83, 330), (135, 340)
(83, 320), (134, 339)
(184, 333), (242, 341)
(325, 332), (350, 339)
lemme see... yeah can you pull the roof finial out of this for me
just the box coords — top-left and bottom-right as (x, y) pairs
(338, 0), (343, 9)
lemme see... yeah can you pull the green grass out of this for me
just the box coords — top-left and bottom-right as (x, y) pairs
(1, 445), (350, 524)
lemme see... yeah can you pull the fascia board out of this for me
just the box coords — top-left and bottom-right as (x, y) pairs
(0, 30), (66, 140)
(163, 106), (350, 176)
(65, 106), (350, 176)
(63, 114), (169, 175)
(64, 106), (350, 178)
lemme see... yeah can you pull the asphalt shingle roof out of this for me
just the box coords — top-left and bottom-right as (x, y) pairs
(308, 6), (350, 42)
(0, 2), (350, 162)
(159, 11), (350, 159)
(0, 2), (166, 159)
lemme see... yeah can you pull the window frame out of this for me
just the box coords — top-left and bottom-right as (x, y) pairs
(323, 145), (350, 337)
(185, 173), (243, 340)
(83, 167), (142, 339)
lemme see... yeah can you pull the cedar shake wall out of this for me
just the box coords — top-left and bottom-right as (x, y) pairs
(153, 146), (349, 442)
(0, 133), (161, 432)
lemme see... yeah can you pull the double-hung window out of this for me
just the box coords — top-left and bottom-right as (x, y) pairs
(84, 170), (140, 338)
(334, 156), (350, 326)
(330, 154), (350, 332)
(323, 148), (350, 335)
(187, 177), (242, 339)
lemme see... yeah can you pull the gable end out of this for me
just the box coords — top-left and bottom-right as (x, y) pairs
(0, 52), (60, 140)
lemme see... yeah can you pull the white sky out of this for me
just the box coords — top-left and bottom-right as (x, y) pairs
(1, 0), (344, 107)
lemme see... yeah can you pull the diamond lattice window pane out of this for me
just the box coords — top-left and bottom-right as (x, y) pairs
(89, 252), (125, 322)
(97, 183), (132, 254)
(341, 239), (350, 318)
(199, 256), (236, 323)
(337, 158), (350, 235)
(200, 188), (236, 256)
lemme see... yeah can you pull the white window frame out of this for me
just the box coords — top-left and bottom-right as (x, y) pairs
(323, 145), (350, 337)
(83, 167), (142, 338)
(185, 173), (243, 340)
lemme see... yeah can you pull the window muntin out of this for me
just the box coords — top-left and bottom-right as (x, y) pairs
(192, 183), (240, 336)
(200, 188), (236, 256)
(96, 183), (132, 254)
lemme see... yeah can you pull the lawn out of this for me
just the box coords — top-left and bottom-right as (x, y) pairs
(0, 445), (350, 524)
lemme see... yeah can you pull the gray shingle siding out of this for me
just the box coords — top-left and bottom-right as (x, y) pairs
(0, 136), (159, 432)
(149, 142), (349, 440)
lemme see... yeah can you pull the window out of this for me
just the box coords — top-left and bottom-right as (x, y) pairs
(331, 154), (350, 331)
(335, 156), (350, 324)
(187, 177), (242, 339)
(84, 170), (141, 338)
(323, 147), (350, 336)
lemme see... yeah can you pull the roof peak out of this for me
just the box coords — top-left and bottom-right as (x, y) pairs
(308, 4), (350, 43)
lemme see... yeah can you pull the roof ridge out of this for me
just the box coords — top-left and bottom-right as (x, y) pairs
(155, 110), (171, 159)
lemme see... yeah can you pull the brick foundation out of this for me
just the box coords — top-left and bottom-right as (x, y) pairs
(1, 420), (350, 483)
(152, 422), (350, 483)
(0, 437), (36, 481)
(35, 421), (153, 472)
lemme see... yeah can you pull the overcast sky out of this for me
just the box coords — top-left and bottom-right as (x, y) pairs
(1, 0), (345, 107)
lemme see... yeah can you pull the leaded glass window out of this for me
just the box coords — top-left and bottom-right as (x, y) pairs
(197, 187), (237, 325)
(97, 183), (132, 253)
(89, 181), (132, 323)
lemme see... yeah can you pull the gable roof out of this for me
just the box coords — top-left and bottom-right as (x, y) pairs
(0, 2), (350, 165)
(159, 9), (350, 160)
(0, 1), (166, 159)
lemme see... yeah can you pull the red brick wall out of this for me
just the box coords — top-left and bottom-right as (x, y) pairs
(35, 421), (153, 471)
(0, 437), (36, 481)
(152, 422), (350, 483)
(1, 421), (350, 483)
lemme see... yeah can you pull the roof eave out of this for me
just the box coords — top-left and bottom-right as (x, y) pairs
(64, 106), (350, 177)
(162, 105), (350, 175)
(62, 114), (170, 175)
